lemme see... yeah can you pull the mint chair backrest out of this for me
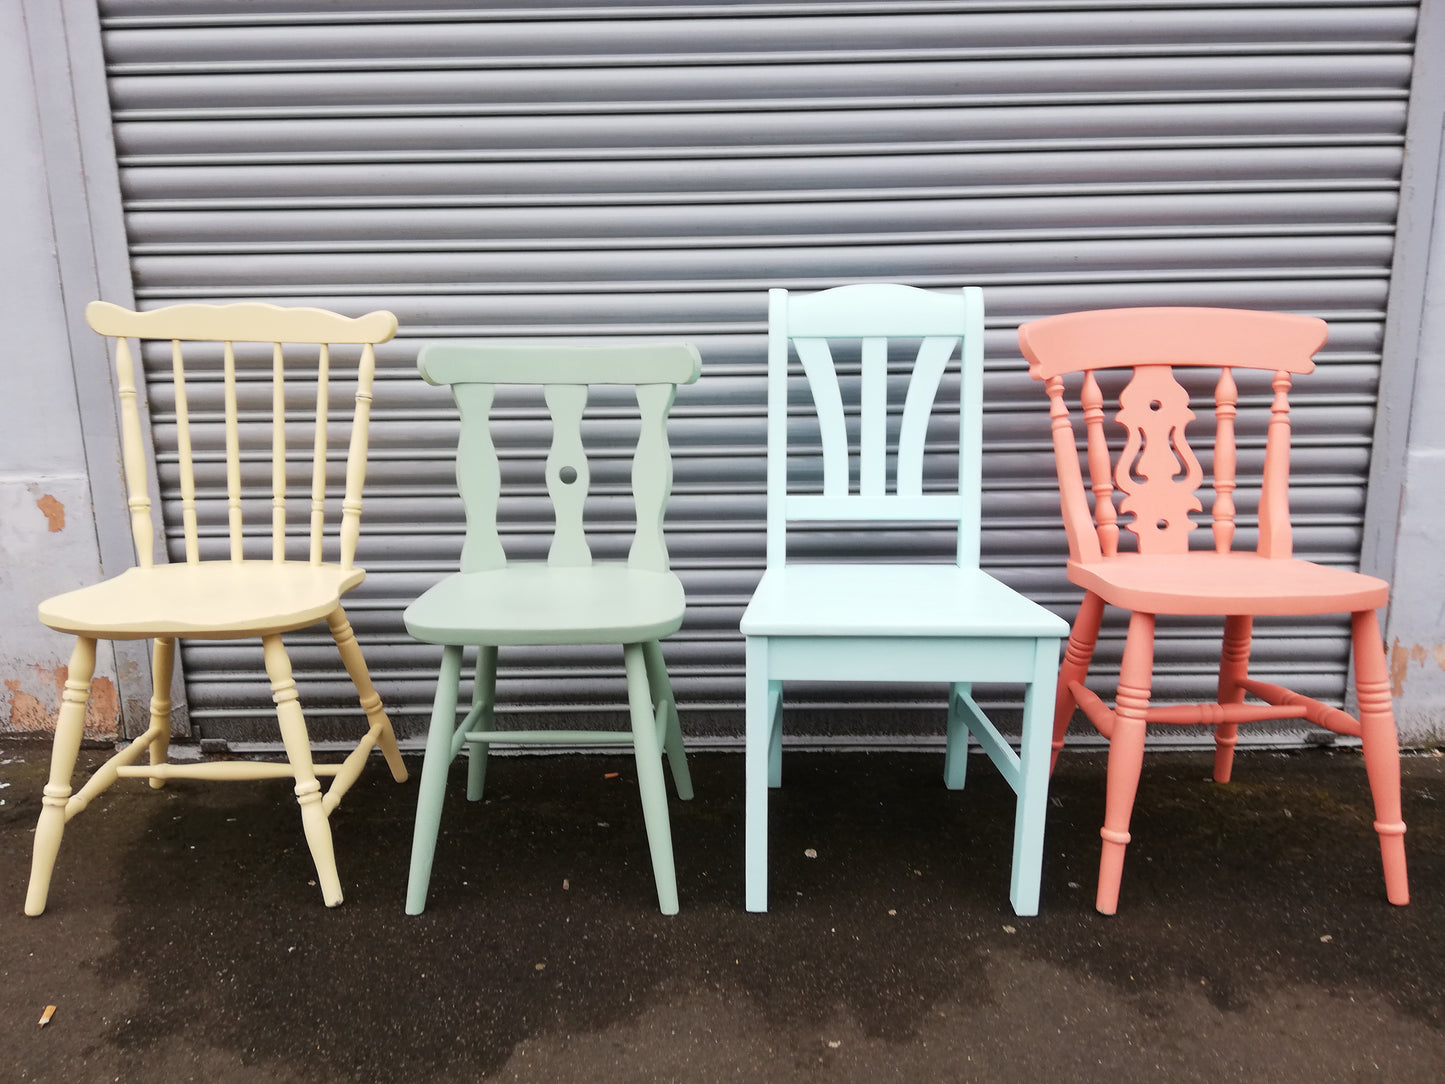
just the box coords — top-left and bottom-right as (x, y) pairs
(766, 284), (985, 569)
(417, 342), (702, 574)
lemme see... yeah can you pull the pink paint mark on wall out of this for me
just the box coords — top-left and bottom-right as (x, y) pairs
(35, 494), (65, 532)
(3, 664), (118, 738)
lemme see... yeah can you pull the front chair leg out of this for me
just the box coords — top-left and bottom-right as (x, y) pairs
(1097, 611), (1155, 915)
(407, 644), (464, 915)
(625, 642), (679, 915)
(25, 637), (97, 916)
(1352, 609), (1408, 905)
(263, 634), (342, 907)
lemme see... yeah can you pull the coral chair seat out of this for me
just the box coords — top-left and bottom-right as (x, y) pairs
(1066, 552), (1389, 617)
(39, 562), (366, 639)
(25, 301), (408, 917)
(1018, 305), (1407, 915)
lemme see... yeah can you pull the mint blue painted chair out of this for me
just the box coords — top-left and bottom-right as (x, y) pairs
(740, 284), (1068, 916)
(404, 342), (701, 915)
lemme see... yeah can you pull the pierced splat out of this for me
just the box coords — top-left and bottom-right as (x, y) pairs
(1113, 365), (1203, 554)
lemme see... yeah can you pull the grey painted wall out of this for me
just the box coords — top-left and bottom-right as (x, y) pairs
(0, 0), (118, 737)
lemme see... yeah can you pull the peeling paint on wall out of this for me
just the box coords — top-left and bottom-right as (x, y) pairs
(35, 493), (65, 532)
(2, 662), (118, 739)
(1388, 639), (1445, 698)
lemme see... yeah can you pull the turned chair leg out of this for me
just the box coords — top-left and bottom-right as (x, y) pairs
(1214, 615), (1252, 784)
(263, 634), (343, 907)
(147, 636), (176, 788)
(1097, 611), (1155, 915)
(25, 637), (97, 917)
(1352, 610), (1409, 905)
(328, 608), (408, 784)
(1053, 592), (1104, 773)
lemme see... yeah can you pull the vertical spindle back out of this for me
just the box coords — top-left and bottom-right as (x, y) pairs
(85, 301), (398, 570)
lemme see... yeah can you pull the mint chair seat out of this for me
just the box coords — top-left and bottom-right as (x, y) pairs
(404, 342), (701, 916)
(741, 284), (1067, 917)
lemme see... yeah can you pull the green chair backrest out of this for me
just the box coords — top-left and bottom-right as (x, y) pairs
(417, 342), (702, 574)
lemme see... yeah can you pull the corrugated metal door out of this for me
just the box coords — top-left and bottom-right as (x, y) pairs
(99, 1), (1418, 745)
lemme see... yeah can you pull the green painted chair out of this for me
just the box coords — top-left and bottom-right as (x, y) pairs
(741, 284), (1068, 916)
(404, 342), (701, 915)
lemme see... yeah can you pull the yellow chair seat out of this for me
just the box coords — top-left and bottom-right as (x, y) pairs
(39, 561), (365, 640)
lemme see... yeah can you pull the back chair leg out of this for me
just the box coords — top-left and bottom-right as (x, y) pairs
(1214, 615), (1253, 784)
(466, 645), (498, 802)
(25, 636), (97, 917)
(1352, 610), (1409, 905)
(625, 642), (679, 915)
(147, 637), (175, 789)
(1097, 611), (1155, 915)
(407, 645), (464, 915)
(328, 607), (408, 783)
(263, 634), (342, 907)
(642, 639), (693, 801)
(943, 682), (971, 791)
(1053, 592), (1105, 772)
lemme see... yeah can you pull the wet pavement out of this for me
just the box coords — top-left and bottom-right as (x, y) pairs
(2, 739), (1442, 1082)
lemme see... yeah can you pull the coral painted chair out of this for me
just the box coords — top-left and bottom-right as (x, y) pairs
(26, 302), (408, 916)
(404, 342), (700, 916)
(742, 284), (1068, 916)
(1018, 306), (1408, 914)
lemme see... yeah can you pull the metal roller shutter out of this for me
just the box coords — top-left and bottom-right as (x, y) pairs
(99, 0), (1418, 745)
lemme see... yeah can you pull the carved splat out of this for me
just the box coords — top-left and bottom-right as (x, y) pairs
(1113, 365), (1203, 554)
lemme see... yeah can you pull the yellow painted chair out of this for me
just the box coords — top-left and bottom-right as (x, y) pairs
(24, 301), (408, 916)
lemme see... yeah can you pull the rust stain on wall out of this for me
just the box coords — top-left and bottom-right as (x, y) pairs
(4, 664), (119, 739)
(35, 494), (65, 532)
(1388, 639), (1445, 699)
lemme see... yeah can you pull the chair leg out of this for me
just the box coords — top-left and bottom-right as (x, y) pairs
(944, 682), (971, 791)
(263, 634), (342, 907)
(1053, 592), (1105, 772)
(744, 636), (771, 911)
(25, 637), (97, 917)
(767, 681), (783, 788)
(642, 640), (693, 801)
(1352, 610), (1409, 905)
(147, 637), (175, 789)
(1010, 637), (1061, 917)
(407, 644), (464, 915)
(1214, 615), (1252, 784)
(1097, 611), (1155, 915)
(466, 645), (498, 802)
(625, 642), (679, 915)
(328, 607), (408, 783)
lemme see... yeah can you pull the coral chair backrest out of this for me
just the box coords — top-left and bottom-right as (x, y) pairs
(1017, 306), (1327, 563)
(416, 343), (702, 573)
(86, 301), (398, 572)
(766, 284), (985, 568)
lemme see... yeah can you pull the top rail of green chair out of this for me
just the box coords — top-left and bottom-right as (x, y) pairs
(419, 342), (702, 387)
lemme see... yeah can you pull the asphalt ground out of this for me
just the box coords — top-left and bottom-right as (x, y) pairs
(2, 739), (1442, 1082)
